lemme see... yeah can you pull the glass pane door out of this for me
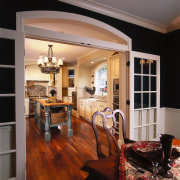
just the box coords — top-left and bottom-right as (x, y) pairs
(0, 28), (25, 179)
(130, 52), (160, 141)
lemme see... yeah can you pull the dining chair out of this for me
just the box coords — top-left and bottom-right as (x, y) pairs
(82, 107), (133, 180)
(91, 107), (134, 159)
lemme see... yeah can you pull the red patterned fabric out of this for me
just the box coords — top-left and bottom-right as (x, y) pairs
(120, 144), (180, 180)
(119, 144), (126, 180)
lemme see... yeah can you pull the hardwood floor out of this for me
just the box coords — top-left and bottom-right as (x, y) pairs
(26, 116), (102, 180)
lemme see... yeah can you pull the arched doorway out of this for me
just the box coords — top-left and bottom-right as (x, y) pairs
(17, 10), (132, 177)
(17, 10), (132, 128)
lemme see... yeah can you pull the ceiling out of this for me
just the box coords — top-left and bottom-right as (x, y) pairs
(25, 18), (123, 65)
(25, 0), (180, 65)
(25, 38), (94, 65)
(59, 0), (180, 28)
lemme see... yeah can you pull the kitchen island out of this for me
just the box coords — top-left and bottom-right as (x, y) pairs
(34, 99), (73, 141)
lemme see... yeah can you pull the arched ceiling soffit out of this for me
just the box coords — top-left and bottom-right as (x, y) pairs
(24, 18), (127, 45)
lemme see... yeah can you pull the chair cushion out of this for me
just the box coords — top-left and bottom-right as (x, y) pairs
(82, 152), (120, 180)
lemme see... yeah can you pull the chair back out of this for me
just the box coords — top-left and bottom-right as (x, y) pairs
(92, 107), (126, 159)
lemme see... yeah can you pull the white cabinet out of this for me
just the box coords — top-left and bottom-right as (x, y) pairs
(79, 99), (109, 125)
(110, 55), (119, 79)
(85, 104), (92, 120)
(63, 96), (72, 103)
(25, 65), (50, 81)
(97, 101), (107, 111)
(96, 101), (107, 126)
(79, 99), (85, 117)
(85, 103), (97, 121)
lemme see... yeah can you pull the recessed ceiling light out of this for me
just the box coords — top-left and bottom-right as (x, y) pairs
(91, 61), (95, 64)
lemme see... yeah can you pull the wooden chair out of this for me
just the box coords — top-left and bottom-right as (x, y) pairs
(82, 107), (133, 179)
(91, 107), (134, 159)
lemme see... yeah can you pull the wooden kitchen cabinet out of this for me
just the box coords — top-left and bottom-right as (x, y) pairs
(62, 66), (68, 87)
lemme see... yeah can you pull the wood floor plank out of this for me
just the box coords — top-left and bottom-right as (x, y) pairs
(26, 116), (97, 180)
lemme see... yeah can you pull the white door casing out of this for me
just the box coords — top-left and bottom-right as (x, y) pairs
(0, 28), (25, 180)
(15, 11), (132, 178)
(16, 11), (132, 51)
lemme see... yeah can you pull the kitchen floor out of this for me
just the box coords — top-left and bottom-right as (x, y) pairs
(26, 116), (108, 180)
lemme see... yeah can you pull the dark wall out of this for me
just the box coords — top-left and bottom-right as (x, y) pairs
(0, 0), (170, 107)
(0, 0), (164, 54)
(164, 30), (180, 108)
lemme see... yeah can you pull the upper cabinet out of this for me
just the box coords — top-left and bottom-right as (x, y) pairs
(110, 55), (120, 79)
(68, 69), (75, 88)
(62, 66), (76, 88)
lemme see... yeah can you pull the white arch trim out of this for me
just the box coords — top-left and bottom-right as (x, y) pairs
(16, 11), (132, 51)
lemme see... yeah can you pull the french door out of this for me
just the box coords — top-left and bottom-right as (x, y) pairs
(0, 28), (25, 180)
(129, 51), (160, 141)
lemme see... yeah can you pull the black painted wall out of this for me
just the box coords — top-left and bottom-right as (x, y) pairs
(164, 30), (180, 108)
(0, 0), (176, 108)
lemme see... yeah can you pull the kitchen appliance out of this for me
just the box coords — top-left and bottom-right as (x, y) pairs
(113, 79), (119, 134)
(113, 79), (119, 95)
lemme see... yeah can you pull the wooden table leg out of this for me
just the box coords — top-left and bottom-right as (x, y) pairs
(44, 106), (51, 141)
(67, 105), (73, 137)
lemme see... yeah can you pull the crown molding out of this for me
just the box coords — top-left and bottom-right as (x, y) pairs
(58, 0), (167, 33)
(167, 22), (180, 33)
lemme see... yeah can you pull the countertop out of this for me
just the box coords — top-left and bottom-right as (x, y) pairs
(82, 98), (107, 103)
(34, 99), (73, 107)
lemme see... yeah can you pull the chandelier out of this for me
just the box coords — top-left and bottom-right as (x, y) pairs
(37, 45), (63, 74)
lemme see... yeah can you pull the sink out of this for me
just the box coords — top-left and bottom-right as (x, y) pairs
(86, 98), (99, 106)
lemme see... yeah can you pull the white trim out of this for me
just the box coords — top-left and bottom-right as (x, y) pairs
(0, 28), (22, 39)
(15, 31), (26, 180)
(167, 22), (180, 33)
(0, 28), (25, 180)
(0, 65), (15, 68)
(0, 149), (16, 156)
(58, 0), (166, 33)
(0, 94), (15, 97)
(165, 107), (180, 112)
(0, 122), (16, 126)
(16, 11), (132, 51)
(24, 25), (128, 52)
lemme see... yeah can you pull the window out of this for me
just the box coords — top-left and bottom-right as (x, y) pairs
(95, 64), (107, 95)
